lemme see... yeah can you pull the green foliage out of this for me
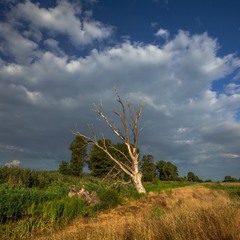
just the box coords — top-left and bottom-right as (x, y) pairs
(0, 167), (66, 188)
(140, 155), (156, 182)
(144, 180), (191, 193)
(0, 183), (68, 223)
(187, 171), (202, 182)
(156, 160), (178, 181)
(98, 189), (123, 209)
(69, 135), (88, 176)
(37, 197), (93, 223)
(59, 161), (71, 175)
(0, 167), (152, 239)
(88, 139), (114, 177)
(88, 139), (131, 180)
(223, 176), (239, 182)
(206, 183), (240, 198)
(0, 167), (32, 186)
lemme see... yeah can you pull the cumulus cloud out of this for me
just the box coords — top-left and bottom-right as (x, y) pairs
(5, 160), (20, 168)
(0, 1), (240, 179)
(154, 28), (170, 39)
(0, 22), (40, 64)
(9, 0), (112, 47)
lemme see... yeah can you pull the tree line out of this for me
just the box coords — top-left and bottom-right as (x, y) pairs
(58, 89), (238, 192)
(59, 135), (204, 183)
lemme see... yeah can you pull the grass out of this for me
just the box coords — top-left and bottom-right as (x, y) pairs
(144, 178), (192, 193)
(1, 167), (239, 240)
(0, 168), (147, 239)
(204, 182), (240, 198)
(40, 185), (240, 240)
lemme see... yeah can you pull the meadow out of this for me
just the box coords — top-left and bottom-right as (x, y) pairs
(0, 167), (239, 240)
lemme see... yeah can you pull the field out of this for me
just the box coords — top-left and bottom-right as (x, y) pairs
(37, 184), (240, 240)
(0, 168), (240, 240)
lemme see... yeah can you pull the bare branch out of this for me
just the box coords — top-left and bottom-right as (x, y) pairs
(76, 88), (146, 193)
(94, 103), (126, 142)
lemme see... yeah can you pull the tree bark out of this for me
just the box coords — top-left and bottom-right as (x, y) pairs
(132, 172), (146, 193)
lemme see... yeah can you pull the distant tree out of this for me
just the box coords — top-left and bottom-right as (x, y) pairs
(187, 171), (195, 182)
(223, 176), (238, 182)
(187, 171), (202, 182)
(140, 155), (156, 182)
(204, 179), (212, 183)
(69, 135), (88, 176)
(156, 160), (178, 181)
(59, 161), (71, 175)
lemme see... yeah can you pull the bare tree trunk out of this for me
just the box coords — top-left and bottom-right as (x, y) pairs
(132, 172), (146, 193)
(77, 89), (147, 194)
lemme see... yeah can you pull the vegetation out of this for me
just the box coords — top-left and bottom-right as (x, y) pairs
(59, 135), (88, 176)
(156, 160), (178, 181)
(205, 182), (240, 198)
(223, 175), (240, 182)
(1, 166), (239, 239)
(88, 139), (131, 181)
(140, 155), (156, 182)
(0, 167), (192, 239)
(36, 185), (240, 240)
(76, 89), (146, 193)
(187, 171), (202, 182)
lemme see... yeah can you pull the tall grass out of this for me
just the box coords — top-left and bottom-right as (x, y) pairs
(0, 168), (145, 239)
(144, 178), (191, 192)
(205, 182), (240, 198)
(43, 186), (240, 240)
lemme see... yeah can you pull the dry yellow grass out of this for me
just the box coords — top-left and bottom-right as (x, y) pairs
(35, 186), (240, 240)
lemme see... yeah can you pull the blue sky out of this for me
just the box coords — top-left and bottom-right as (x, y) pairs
(0, 0), (240, 180)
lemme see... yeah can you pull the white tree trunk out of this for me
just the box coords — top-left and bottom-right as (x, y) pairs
(132, 172), (146, 194)
(77, 89), (147, 193)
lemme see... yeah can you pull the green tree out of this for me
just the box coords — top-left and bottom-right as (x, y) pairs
(69, 135), (88, 176)
(187, 171), (202, 182)
(88, 139), (132, 180)
(88, 139), (114, 178)
(140, 155), (156, 182)
(187, 171), (195, 181)
(156, 160), (178, 181)
(58, 161), (71, 175)
(223, 176), (238, 182)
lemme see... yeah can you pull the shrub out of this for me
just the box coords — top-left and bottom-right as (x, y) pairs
(98, 188), (123, 209)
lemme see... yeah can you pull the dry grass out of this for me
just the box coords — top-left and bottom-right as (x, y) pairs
(36, 186), (240, 240)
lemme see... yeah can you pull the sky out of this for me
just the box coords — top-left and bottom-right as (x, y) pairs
(0, 0), (240, 181)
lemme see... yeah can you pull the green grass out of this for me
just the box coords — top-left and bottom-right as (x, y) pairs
(205, 182), (240, 198)
(144, 179), (192, 193)
(0, 168), (193, 239)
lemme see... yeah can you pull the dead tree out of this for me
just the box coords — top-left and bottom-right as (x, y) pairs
(77, 89), (146, 193)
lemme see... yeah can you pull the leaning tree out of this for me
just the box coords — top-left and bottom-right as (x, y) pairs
(77, 89), (146, 193)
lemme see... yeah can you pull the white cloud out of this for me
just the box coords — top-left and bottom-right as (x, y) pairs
(0, 22), (40, 64)
(5, 160), (20, 168)
(223, 153), (240, 159)
(0, 2), (240, 180)
(154, 28), (169, 39)
(9, 0), (112, 47)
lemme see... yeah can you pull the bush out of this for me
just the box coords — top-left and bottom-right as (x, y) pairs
(98, 188), (123, 209)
